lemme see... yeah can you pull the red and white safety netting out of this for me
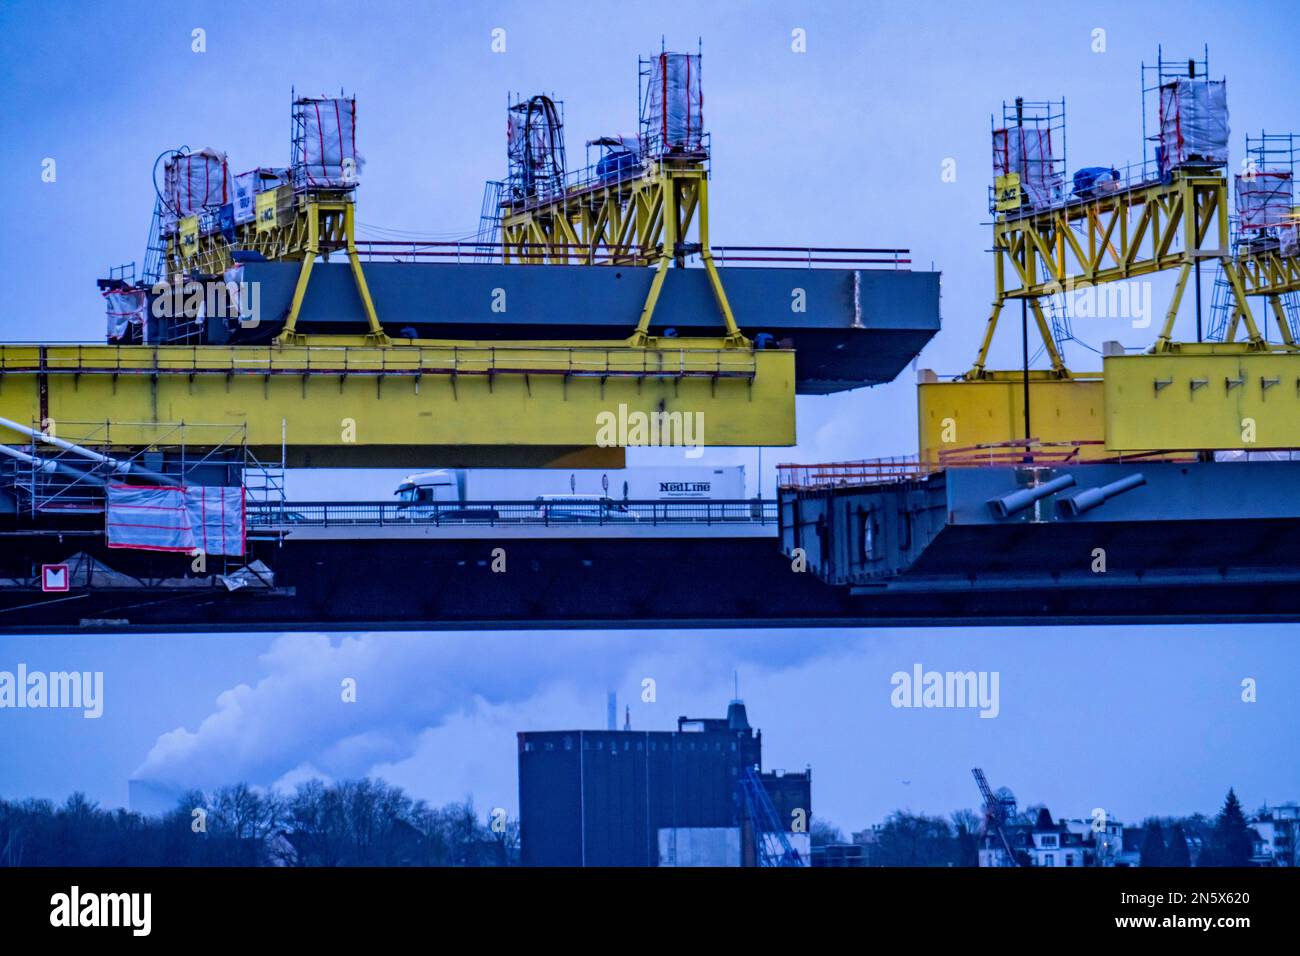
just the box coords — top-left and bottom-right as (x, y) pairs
(993, 126), (1063, 208)
(163, 148), (230, 224)
(103, 288), (147, 342)
(1235, 170), (1293, 231)
(294, 96), (359, 188)
(106, 484), (246, 556)
(645, 53), (703, 155)
(1158, 78), (1229, 174)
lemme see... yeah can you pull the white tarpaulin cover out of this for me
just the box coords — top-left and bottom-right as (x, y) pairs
(1235, 171), (1293, 230)
(295, 96), (359, 188)
(164, 148), (230, 221)
(232, 167), (290, 224)
(106, 484), (246, 556)
(993, 126), (1064, 208)
(1158, 79), (1229, 173)
(645, 53), (703, 154)
(1281, 224), (1300, 258)
(103, 288), (147, 341)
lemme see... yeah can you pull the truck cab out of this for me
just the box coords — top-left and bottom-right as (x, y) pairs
(395, 469), (461, 504)
(394, 470), (498, 522)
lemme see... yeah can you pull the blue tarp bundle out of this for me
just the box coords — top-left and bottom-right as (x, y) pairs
(1072, 166), (1121, 198)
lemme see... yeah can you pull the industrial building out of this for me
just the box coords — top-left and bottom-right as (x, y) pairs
(517, 700), (811, 867)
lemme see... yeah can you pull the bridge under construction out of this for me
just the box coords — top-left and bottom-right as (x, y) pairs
(4, 43), (1300, 633)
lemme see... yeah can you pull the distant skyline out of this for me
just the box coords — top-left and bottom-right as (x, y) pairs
(1, 1), (1298, 838)
(2, 625), (1297, 832)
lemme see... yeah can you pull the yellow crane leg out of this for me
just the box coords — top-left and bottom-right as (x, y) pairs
(1028, 298), (1068, 375)
(700, 251), (743, 343)
(278, 255), (315, 345)
(1152, 263), (1192, 352)
(630, 257), (673, 345)
(967, 302), (1004, 379)
(1221, 261), (1265, 347)
(345, 203), (387, 344)
(1268, 294), (1298, 348)
(277, 208), (319, 345)
(692, 176), (744, 344)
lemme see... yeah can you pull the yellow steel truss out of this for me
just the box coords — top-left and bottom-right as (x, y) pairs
(967, 170), (1264, 379)
(163, 192), (386, 346)
(1222, 245), (1300, 347)
(500, 160), (743, 345)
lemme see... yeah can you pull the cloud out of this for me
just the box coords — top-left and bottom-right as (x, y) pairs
(133, 630), (859, 795)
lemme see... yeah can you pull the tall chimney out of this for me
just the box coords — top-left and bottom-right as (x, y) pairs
(607, 691), (617, 731)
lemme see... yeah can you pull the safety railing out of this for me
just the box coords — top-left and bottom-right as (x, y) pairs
(989, 156), (1200, 219)
(938, 439), (1094, 467)
(779, 441), (1200, 489)
(937, 439), (1198, 467)
(777, 457), (929, 490)
(0, 344), (761, 381)
(247, 498), (777, 529)
(336, 239), (911, 269)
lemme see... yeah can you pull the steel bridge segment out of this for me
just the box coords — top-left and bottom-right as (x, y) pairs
(228, 261), (942, 395)
(0, 340), (795, 466)
(5, 467), (1300, 632)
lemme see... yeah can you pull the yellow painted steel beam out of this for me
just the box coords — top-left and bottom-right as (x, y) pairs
(0, 340), (795, 457)
(974, 171), (1262, 373)
(917, 373), (1106, 467)
(1235, 248), (1300, 296)
(500, 162), (744, 342)
(1103, 346), (1300, 451)
(991, 173), (1229, 298)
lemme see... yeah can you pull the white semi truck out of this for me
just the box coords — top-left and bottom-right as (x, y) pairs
(394, 466), (747, 504)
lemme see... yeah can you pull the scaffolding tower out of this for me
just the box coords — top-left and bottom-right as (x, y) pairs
(968, 47), (1263, 380)
(1141, 44), (1211, 178)
(1211, 131), (1300, 346)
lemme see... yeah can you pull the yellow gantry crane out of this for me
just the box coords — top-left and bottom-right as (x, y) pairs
(1, 63), (799, 467)
(159, 94), (384, 345)
(169, 186), (386, 346)
(494, 51), (742, 347)
(920, 56), (1300, 464)
(498, 141), (742, 345)
(970, 167), (1259, 378)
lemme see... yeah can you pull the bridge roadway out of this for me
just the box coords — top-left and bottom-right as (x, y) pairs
(2, 499), (1299, 632)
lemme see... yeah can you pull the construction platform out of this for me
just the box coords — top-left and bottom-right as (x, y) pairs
(0, 338), (794, 468)
(204, 260), (941, 395)
(3, 469), (1300, 631)
(778, 458), (1300, 593)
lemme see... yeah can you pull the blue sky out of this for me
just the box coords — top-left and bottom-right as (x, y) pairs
(1, 0), (1298, 834)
